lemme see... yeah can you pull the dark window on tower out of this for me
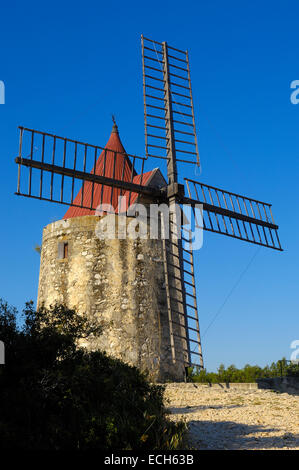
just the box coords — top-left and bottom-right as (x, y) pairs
(64, 242), (68, 258)
(58, 242), (69, 259)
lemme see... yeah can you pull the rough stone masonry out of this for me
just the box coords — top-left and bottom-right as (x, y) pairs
(37, 214), (186, 382)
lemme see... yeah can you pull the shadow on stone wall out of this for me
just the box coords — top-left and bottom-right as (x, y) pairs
(184, 382), (258, 390)
(257, 377), (299, 396)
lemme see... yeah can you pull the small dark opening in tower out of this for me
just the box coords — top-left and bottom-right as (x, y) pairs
(58, 241), (69, 259)
(63, 242), (68, 258)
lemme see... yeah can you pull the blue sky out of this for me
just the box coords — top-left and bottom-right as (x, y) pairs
(0, 0), (298, 371)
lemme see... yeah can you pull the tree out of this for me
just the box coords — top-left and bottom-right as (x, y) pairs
(190, 358), (296, 384)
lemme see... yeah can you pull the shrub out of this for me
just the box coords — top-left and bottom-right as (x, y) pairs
(0, 300), (186, 450)
(286, 362), (299, 378)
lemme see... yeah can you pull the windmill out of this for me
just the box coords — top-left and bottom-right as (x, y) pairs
(14, 35), (282, 380)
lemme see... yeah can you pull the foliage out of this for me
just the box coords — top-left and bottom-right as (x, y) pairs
(189, 357), (298, 383)
(0, 299), (186, 450)
(286, 362), (299, 377)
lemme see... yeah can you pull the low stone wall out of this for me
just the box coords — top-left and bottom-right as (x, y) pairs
(257, 377), (299, 394)
(163, 382), (258, 391)
(164, 378), (299, 394)
(195, 382), (258, 390)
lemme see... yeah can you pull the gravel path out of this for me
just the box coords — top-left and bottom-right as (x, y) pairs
(164, 383), (299, 450)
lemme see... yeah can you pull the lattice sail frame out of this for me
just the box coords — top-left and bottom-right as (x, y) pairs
(160, 208), (204, 370)
(141, 35), (200, 166)
(15, 126), (155, 213)
(183, 179), (282, 251)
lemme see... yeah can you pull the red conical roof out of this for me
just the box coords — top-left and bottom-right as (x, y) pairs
(63, 124), (154, 219)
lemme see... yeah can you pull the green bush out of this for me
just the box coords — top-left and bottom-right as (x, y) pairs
(0, 299), (186, 450)
(189, 357), (295, 384)
(286, 362), (299, 378)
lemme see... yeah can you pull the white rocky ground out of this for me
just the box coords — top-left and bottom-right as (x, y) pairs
(164, 383), (299, 450)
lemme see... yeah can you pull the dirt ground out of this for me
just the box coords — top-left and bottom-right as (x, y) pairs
(164, 383), (299, 450)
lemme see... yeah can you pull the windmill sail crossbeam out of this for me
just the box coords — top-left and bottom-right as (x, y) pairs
(15, 157), (159, 199)
(184, 178), (282, 251)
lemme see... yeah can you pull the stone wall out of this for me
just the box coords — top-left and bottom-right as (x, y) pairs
(164, 382), (259, 390)
(37, 215), (186, 382)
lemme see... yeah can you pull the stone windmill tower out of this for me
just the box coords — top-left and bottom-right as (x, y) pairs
(15, 36), (282, 383)
(36, 121), (182, 381)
